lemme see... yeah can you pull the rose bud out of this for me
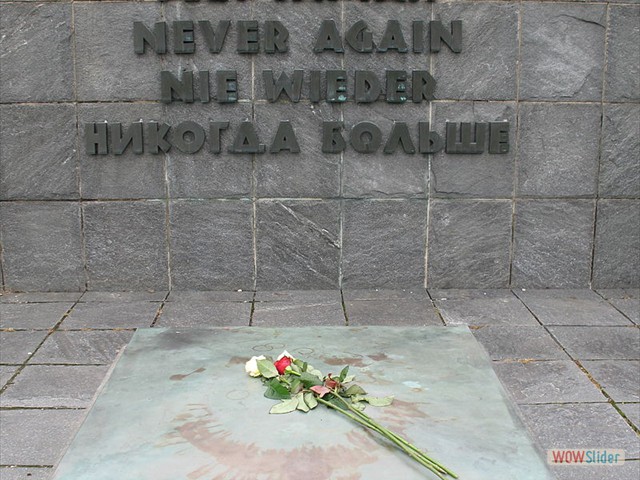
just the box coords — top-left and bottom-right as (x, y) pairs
(274, 356), (293, 375)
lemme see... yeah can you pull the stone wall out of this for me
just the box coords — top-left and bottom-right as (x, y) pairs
(0, 0), (638, 292)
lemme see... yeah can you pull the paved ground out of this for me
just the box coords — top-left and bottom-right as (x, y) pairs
(0, 288), (638, 480)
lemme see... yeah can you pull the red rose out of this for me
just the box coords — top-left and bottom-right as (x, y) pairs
(274, 356), (292, 375)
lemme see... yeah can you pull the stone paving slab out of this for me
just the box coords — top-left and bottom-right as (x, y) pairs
(78, 291), (167, 303)
(254, 290), (342, 303)
(343, 289), (429, 301)
(30, 331), (133, 365)
(472, 326), (568, 361)
(0, 467), (53, 480)
(548, 326), (640, 360)
(0, 303), (73, 330)
(252, 302), (346, 326)
(51, 327), (553, 480)
(492, 360), (605, 404)
(344, 299), (443, 326)
(165, 290), (253, 303)
(581, 360), (640, 403)
(618, 403), (640, 430)
(155, 302), (252, 327)
(59, 302), (160, 330)
(0, 366), (18, 389)
(515, 289), (633, 326)
(0, 365), (109, 408)
(0, 331), (49, 364)
(432, 290), (539, 326)
(0, 293), (82, 304)
(550, 460), (640, 480)
(0, 409), (87, 466)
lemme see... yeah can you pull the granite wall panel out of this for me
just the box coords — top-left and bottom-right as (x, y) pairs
(1, 1), (638, 291)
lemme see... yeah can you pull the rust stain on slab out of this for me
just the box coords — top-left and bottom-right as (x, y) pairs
(170, 367), (206, 381)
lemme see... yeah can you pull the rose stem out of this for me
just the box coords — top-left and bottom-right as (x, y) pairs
(315, 397), (449, 479)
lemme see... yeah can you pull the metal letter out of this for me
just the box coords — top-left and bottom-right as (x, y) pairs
(198, 70), (210, 103)
(133, 21), (166, 54)
(384, 122), (416, 154)
(489, 122), (510, 154)
(430, 20), (462, 53)
(418, 122), (444, 153)
(111, 122), (144, 155)
(147, 122), (172, 154)
(229, 121), (265, 153)
(445, 122), (486, 154)
(350, 122), (382, 153)
(412, 70), (436, 102)
(345, 20), (374, 53)
(262, 70), (304, 102)
(209, 121), (229, 153)
(270, 121), (300, 153)
(386, 70), (407, 103)
(172, 121), (205, 154)
(355, 70), (381, 103)
(264, 20), (289, 53)
(198, 20), (230, 53)
(313, 20), (344, 53)
(174, 21), (195, 54)
(85, 123), (108, 155)
(378, 20), (408, 52)
(309, 70), (322, 103)
(161, 70), (194, 103)
(322, 121), (346, 154)
(412, 20), (424, 53)
(326, 70), (347, 103)
(237, 20), (259, 53)
(216, 70), (237, 103)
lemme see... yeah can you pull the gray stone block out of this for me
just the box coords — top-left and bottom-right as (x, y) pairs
(343, 289), (429, 301)
(0, 467), (53, 480)
(78, 103), (166, 200)
(342, 200), (426, 288)
(166, 103), (253, 199)
(255, 103), (341, 198)
(517, 104), (600, 197)
(492, 360), (605, 404)
(155, 302), (251, 327)
(255, 290), (341, 303)
(520, 4), (606, 101)
(164, 1), (253, 101)
(166, 290), (253, 303)
(618, 403), (639, 430)
(342, 102), (428, 198)
(0, 105), (77, 200)
(597, 289), (640, 300)
(582, 360), (640, 402)
(605, 5), (640, 102)
(599, 104), (640, 198)
(252, 302), (346, 327)
(0, 365), (109, 408)
(0, 3), (73, 102)
(519, 404), (639, 459)
(0, 409), (86, 466)
(255, 0), (342, 101)
(169, 200), (254, 290)
(430, 102), (516, 198)
(79, 291), (168, 303)
(31, 330), (134, 365)
(548, 326), (640, 360)
(433, 2), (518, 100)
(427, 200), (512, 288)
(0, 366), (18, 389)
(0, 202), (84, 292)
(0, 292), (83, 304)
(592, 200), (640, 289)
(0, 331), (48, 364)
(0, 303), (73, 330)
(74, 2), (162, 101)
(60, 302), (161, 329)
(472, 326), (568, 361)
(432, 292), (539, 326)
(609, 299), (640, 325)
(83, 201), (169, 291)
(256, 200), (340, 289)
(345, 299), (442, 326)
(515, 289), (633, 326)
(512, 200), (595, 288)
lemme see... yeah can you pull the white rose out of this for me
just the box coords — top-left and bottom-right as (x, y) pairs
(245, 355), (266, 377)
(276, 350), (295, 361)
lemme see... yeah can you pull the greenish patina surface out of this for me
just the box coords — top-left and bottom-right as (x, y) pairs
(52, 326), (554, 480)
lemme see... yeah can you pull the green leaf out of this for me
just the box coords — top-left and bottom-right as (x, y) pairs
(344, 384), (367, 397)
(338, 366), (349, 382)
(289, 378), (303, 394)
(304, 392), (318, 410)
(257, 359), (278, 379)
(308, 367), (323, 378)
(364, 395), (394, 407)
(295, 392), (310, 413)
(299, 371), (323, 388)
(264, 379), (291, 400)
(269, 398), (299, 414)
(342, 375), (355, 384)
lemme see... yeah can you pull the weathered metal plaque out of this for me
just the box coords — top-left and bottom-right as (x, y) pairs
(52, 327), (553, 480)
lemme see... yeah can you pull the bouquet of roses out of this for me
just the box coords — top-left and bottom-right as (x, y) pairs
(246, 350), (458, 479)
